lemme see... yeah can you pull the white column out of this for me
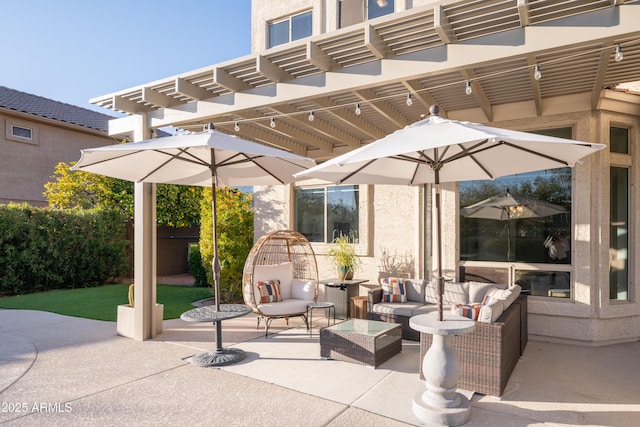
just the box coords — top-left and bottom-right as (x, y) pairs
(132, 117), (157, 341)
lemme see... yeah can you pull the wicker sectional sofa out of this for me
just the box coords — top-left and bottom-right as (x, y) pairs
(367, 279), (528, 396)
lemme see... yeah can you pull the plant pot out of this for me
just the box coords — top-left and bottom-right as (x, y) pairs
(116, 303), (164, 338)
(338, 266), (354, 280)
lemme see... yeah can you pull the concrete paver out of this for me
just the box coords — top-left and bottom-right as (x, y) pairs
(1, 308), (639, 426)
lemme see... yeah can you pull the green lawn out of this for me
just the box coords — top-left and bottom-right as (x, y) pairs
(0, 284), (213, 321)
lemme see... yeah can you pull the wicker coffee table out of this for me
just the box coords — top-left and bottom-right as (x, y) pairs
(320, 319), (401, 368)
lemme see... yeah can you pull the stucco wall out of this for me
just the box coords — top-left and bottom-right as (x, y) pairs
(253, 183), (422, 298)
(0, 112), (115, 206)
(251, 0), (417, 53)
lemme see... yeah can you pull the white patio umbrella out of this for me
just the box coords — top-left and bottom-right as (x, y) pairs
(461, 191), (567, 261)
(73, 129), (315, 360)
(295, 106), (605, 320)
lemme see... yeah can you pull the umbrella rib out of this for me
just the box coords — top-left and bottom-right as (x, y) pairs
(339, 159), (378, 184)
(139, 148), (207, 182)
(500, 141), (571, 166)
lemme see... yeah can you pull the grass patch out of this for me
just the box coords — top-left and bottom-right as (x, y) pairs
(0, 284), (213, 321)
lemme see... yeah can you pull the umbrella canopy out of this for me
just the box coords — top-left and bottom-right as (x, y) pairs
(460, 191), (567, 221)
(73, 129), (315, 358)
(295, 106), (605, 320)
(72, 130), (314, 187)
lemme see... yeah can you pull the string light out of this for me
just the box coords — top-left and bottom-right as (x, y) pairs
(615, 45), (623, 62)
(465, 81), (472, 95)
(234, 121), (240, 131)
(534, 64), (542, 81)
(196, 43), (629, 130)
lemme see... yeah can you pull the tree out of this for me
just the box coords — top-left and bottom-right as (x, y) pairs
(199, 187), (254, 303)
(44, 162), (202, 227)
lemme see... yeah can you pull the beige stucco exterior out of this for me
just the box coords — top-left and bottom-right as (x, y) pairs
(92, 1), (640, 343)
(0, 110), (114, 206)
(254, 91), (640, 346)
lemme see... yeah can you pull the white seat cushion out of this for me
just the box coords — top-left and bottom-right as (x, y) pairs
(253, 262), (294, 299)
(257, 298), (311, 316)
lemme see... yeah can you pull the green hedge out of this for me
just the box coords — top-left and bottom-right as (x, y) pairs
(0, 204), (128, 294)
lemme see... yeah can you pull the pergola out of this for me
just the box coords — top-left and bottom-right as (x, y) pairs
(92, 0), (640, 340)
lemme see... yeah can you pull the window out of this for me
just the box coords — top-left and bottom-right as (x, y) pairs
(459, 127), (573, 298)
(610, 126), (631, 301)
(294, 185), (359, 243)
(5, 120), (38, 145)
(12, 125), (32, 140)
(268, 11), (312, 48)
(339, 0), (394, 28)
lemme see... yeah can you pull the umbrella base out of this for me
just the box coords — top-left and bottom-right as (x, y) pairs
(185, 348), (246, 367)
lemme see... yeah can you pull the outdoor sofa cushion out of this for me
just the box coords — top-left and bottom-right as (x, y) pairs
(381, 277), (408, 302)
(253, 261), (294, 299)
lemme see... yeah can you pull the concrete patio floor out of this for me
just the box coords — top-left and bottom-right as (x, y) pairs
(1, 308), (639, 426)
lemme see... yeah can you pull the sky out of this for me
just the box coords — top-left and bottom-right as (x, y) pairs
(1, 0), (252, 115)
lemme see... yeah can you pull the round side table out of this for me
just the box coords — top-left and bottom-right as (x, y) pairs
(306, 301), (336, 337)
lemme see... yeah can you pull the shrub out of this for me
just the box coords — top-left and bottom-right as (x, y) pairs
(199, 188), (253, 303)
(0, 204), (128, 294)
(188, 244), (209, 287)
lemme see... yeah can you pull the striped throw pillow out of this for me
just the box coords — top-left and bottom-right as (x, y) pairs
(451, 303), (482, 320)
(257, 280), (282, 303)
(382, 277), (407, 303)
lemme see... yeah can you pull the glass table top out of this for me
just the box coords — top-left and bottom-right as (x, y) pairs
(324, 319), (398, 337)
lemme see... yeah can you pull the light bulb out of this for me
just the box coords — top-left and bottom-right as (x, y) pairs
(534, 65), (542, 81)
(465, 81), (472, 95)
(234, 121), (240, 132)
(308, 111), (315, 121)
(615, 45), (623, 62)
(270, 117), (276, 128)
(406, 93), (413, 106)
(355, 103), (361, 115)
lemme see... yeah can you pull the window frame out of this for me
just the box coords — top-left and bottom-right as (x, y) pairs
(5, 119), (39, 145)
(292, 183), (370, 257)
(268, 10), (313, 48)
(458, 127), (576, 300)
(609, 126), (633, 302)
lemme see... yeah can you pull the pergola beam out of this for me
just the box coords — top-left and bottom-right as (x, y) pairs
(112, 95), (152, 114)
(312, 97), (386, 141)
(365, 24), (394, 59)
(460, 69), (493, 122)
(175, 77), (211, 100)
(141, 87), (175, 109)
(256, 55), (293, 83)
(433, 5), (457, 44)
(527, 56), (543, 116)
(307, 41), (340, 72)
(102, 6), (640, 131)
(232, 110), (311, 156)
(214, 67), (252, 92)
(270, 103), (360, 149)
(355, 88), (410, 128)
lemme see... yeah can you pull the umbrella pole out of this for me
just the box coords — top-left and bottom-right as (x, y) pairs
(435, 171), (444, 321)
(210, 164), (223, 353)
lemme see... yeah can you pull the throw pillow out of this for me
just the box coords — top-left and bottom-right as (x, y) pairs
(382, 277), (407, 303)
(482, 286), (504, 305)
(477, 298), (505, 323)
(450, 303), (482, 320)
(257, 280), (282, 303)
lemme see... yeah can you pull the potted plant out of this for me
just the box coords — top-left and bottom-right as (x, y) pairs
(326, 232), (361, 280)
